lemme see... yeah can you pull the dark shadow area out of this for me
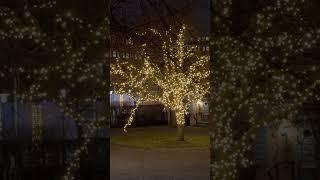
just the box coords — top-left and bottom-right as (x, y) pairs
(0, 0), (110, 179)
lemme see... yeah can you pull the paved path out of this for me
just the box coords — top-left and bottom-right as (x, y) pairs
(111, 144), (210, 180)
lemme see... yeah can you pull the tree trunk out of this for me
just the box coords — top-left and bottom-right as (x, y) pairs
(168, 109), (176, 127)
(177, 124), (185, 141)
(175, 108), (185, 141)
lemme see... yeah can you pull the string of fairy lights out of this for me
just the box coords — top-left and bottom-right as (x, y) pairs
(211, 0), (320, 179)
(0, 1), (109, 180)
(111, 25), (210, 135)
(4, 0), (320, 179)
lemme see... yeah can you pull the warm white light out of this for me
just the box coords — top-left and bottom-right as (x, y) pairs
(111, 25), (210, 132)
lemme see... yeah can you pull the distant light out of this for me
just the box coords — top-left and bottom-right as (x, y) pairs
(60, 89), (67, 98)
(197, 100), (203, 106)
(0, 94), (9, 103)
(278, 120), (290, 136)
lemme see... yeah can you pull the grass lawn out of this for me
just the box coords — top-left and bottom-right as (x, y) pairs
(110, 126), (209, 150)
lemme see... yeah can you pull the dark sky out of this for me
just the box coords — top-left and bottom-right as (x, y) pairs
(111, 0), (210, 35)
(188, 0), (210, 34)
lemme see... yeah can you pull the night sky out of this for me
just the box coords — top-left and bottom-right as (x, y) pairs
(187, 0), (210, 34)
(111, 0), (210, 35)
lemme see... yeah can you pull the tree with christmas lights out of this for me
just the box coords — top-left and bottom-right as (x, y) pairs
(0, 1), (109, 179)
(210, 0), (320, 179)
(111, 25), (209, 141)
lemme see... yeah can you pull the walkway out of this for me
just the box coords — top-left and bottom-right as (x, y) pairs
(111, 144), (209, 180)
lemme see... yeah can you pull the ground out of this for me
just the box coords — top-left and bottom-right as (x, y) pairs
(110, 126), (209, 149)
(110, 126), (209, 180)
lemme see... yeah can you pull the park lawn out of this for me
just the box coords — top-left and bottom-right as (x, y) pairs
(110, 126), (209, 150)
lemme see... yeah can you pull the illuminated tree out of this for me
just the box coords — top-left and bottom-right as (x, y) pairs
(210, 0), (320, 179)
(111, 25), (209, 141)
(0, 1), (109, 179)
